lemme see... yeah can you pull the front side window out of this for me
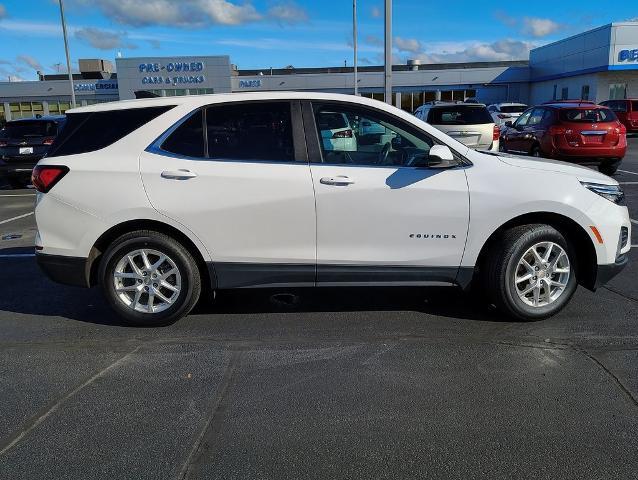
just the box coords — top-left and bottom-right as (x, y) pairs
(314, 105), (434, 167)
(514, 109), (532, 127)
(206, 102), (294, 162)
(527, 108), (546, 127)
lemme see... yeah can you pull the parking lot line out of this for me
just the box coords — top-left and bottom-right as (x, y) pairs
(619, 169), (638, 176)
(0, 253), (35, 258)
(0, 212), (33, 225)
(632, 219), (638, 225)
(619, 182), (638, 185)
(0, 194), (36, 197)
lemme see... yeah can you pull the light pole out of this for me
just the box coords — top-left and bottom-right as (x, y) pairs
(58, 0), (76, 108)
(353, 0), (358, 95)
(384, 0), (392, 105)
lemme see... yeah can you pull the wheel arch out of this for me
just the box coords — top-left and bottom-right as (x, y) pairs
(87, 219), (216, 291)
(473, 211), (597, 290)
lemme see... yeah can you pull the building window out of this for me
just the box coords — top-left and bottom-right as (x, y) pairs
(400, 92), (413, 112)
(561, 87), (569, 100)
(609, 83), (627, 100)
(581, 85), (590, 100)
(0, 104), (5, 125)
(553, 85), (557, 100)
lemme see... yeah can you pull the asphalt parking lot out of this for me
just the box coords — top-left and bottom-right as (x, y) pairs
(1, 141), (638, 479)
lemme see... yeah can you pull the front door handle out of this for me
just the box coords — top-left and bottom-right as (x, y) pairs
(320, 175), (355, 186)
(161, 169), (198, 180)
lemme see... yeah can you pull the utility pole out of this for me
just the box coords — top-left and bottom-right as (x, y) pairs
(353, 0), (358, 95)
(384, 0), (392, 104)
(58, 0), (76, 108)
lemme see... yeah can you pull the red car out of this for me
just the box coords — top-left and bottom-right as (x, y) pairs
(600, 99), (638, 133)
(500, 103), (627, 175)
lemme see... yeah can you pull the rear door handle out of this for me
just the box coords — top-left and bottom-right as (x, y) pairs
(320, 175), (355, 186)
(161, 169), (198, 180)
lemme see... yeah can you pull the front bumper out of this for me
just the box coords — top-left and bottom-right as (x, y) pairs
(593, 254), (629, 290)
(36, 252), (91, 288)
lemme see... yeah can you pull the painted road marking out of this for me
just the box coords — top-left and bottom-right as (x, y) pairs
(0, 194), (36, 197)
(0, 212), (34, 225)
(0, 253), (35, 258)
(618, 169), (638, 176)
(632, 219), (638, 225)
(619, 182), (638, 185)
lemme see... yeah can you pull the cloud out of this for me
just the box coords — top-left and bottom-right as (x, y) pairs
(16, 54), (42, 71)
(365, 34), (383, 47)
(0, 4), (7, 19)
(73, 0), (306, 27)
(522, 17), (561, 37)
(400, 39), (536, 64)
(394, 36), (422, 54)
(268, 2), (308, 24)
(75, 27), (137, 50)
(371, 6), (381, 18)
(494, 10), (516, 27)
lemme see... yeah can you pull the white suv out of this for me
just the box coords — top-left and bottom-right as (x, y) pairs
(414, 102), (499, 151)
(33, 92), (631, 326)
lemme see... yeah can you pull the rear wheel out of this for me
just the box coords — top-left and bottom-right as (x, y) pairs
(99, 230), (201, 326)
(598, 160), (620, 176)
(530, 145), (541, 158)
(483, 224), (578, 320)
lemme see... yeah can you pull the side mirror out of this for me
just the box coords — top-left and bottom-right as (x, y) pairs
(427, 145), (458, 168)
(504, 120), (513, 127)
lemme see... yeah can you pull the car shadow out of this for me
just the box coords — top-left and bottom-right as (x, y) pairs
(0, 251), (515, 326)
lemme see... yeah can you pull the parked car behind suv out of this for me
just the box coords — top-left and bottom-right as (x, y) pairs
(600, 99), (638, 133)
(414, 102), (499, 151)
(33, 92), (630, 326)
(0, 115), (66, 188)
(487, 103), (529, 127)
(500, 103), (626, 175)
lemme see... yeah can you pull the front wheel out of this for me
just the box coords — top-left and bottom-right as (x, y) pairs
(483, 224), (578, 320)
(98, 230), (201, 326)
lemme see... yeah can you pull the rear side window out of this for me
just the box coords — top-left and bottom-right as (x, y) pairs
(47, 106), (174, 157)
(428, 106), (493, 125)
(161, 110), (205, 158)
(205, 102), (294, 161)
(559, 108), (617, 123)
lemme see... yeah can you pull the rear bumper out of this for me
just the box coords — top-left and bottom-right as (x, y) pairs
(593, 254), (629, 290)
(36, 252), (91, 288)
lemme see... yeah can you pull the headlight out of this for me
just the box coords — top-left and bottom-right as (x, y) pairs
(580, 182), (625, 205)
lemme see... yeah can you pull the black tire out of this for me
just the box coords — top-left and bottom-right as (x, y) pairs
(98, 230), (201, 326)
(530, 144), (541, 158)
(483, 224), (578, 321)
(598, 160), (620, 176)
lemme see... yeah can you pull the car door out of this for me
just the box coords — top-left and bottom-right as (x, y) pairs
(139, 100), (317, 288)
(303, 101), (470, 285)
(503, 108), (531, 152)
(519, 107), (546, 153)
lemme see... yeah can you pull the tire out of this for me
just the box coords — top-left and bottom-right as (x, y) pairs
(98, 230), (201, 326)
(530, 145), (541, 158)
(483, 224), (578, 321)
(598, 160), (620, 176)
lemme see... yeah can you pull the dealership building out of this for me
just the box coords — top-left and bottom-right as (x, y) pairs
(0, 21), (637, 122)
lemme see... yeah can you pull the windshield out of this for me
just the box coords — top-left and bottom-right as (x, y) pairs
(499, 105), (528, 114)
(429, 105), (493, 125)
(559, 108), (617, 123)
(1, 121), (58, 138)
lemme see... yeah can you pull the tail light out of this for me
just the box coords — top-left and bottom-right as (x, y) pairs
(31, 165), (69, 193)
(333, 129), (353, 138)
(42, 137), (55, 145)
(497, 114), (510, 119)
(0, 141), (6, 147)
(618, 123), (627, 135)
(493, 125), (500, 141)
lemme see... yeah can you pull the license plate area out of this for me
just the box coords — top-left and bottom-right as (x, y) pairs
(580, 131), (606, 144)
(19, 147), (33, 155)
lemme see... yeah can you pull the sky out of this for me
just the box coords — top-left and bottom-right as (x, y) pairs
(0, 0), (636, 81)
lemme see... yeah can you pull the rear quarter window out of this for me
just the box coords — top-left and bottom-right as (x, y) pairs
(47, 105), (174, 157)
(428, 106), (493, 125)
(559, 108), (617, 123)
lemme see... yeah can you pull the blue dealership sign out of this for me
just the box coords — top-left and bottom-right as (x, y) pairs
(619, 49), (638, 62)
(239, 79), (262, 88)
